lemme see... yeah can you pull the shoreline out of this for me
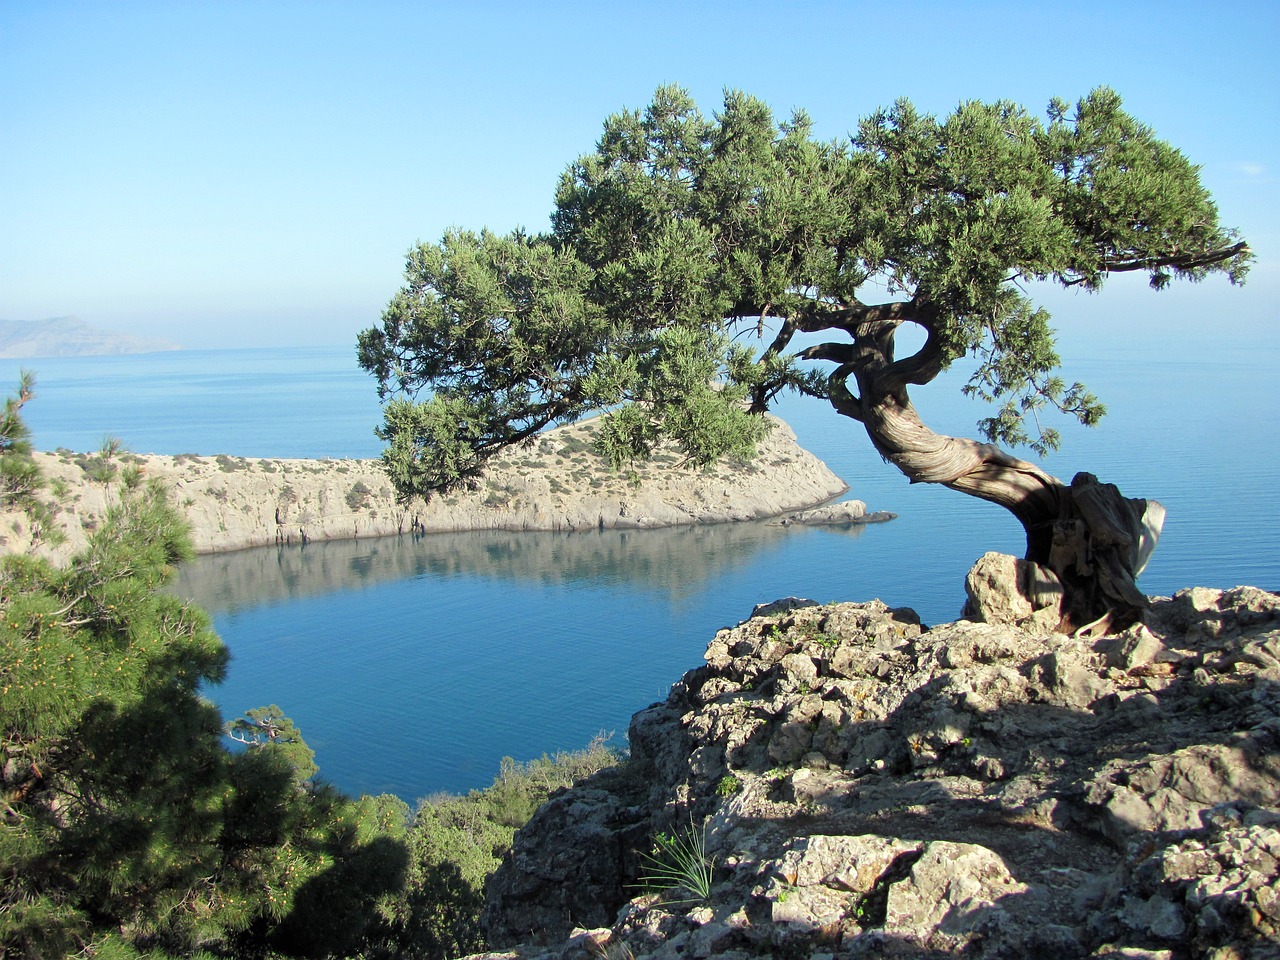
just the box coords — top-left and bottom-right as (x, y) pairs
(3, 414), (862, 561)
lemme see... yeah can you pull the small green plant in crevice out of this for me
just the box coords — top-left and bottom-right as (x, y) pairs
(638, 821), (715, 905)
(715, 773), (741, 797)
(797, 622), (840, 649)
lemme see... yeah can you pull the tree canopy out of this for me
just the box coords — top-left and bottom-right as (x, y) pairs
(359, 86), (1248, 624)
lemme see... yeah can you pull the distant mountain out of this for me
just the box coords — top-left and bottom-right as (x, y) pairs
(0, 317), (183, 358)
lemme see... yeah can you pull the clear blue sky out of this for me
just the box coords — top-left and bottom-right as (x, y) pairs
(2, 0), (1276, 351)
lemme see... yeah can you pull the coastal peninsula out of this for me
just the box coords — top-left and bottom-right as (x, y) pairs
(2, 413), (859, 560)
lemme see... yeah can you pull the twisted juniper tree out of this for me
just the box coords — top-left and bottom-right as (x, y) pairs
(358, 87), (1248, 628)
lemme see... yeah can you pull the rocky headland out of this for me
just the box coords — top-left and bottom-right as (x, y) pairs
(1, 414), (863, 561)
(469, 568), (1280, 960)
(0, 316), (182, 357)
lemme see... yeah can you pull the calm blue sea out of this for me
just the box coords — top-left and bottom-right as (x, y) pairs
(6, 345), (1278, 801)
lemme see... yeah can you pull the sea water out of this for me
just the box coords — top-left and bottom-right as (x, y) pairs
(6, 345), (1277, 799)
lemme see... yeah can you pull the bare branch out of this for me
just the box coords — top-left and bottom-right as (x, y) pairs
(1100, 240), (1248, 275)
(797, 342), (854, 364)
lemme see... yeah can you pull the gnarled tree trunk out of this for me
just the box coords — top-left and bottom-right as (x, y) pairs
(823, 315), (1162, 631)
(857, 389), (1161, 629)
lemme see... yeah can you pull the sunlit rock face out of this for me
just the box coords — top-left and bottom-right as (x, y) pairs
(480, 580), (1280, 959)
(2, 413), (853, 561)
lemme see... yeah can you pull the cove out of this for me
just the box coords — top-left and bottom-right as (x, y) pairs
(12, 343), (1276, 801)
(174, 518), (901, 800)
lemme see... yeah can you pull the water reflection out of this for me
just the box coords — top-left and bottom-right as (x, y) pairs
(173, 519), (870, 614)
(171, 519), (881, 801)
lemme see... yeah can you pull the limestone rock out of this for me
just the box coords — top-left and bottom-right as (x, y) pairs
(882, 841), (1029, 948)
(481, 777), (647, 947)
(2, 413), (849, 560)
(478, 585), (1280, 960)
(963, 550), (1065, 629)
(771, 501), (897, 527)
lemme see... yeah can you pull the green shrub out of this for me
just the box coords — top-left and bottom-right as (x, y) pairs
(638, 821), (715, 905)
(374, 734), (620, 958)
(557, 435), (591, 456)
(716, 773), (741, 796)
(346, 480), (373, 510)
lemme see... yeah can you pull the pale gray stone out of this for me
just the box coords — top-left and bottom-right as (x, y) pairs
(963, 551), (1065, 627)
(480, 589), (1280, 960)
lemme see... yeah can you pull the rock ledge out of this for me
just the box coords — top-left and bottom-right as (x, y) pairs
(478, 579), (1280, 960)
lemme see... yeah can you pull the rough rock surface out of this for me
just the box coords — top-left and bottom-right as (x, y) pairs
(477, 576), (1280, 960)
(770, 502), (897, 527)
(0, 414), (849, 561)
(963, 550), (1066, 630)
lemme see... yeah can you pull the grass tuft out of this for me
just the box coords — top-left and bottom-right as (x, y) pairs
(638, 820), (715, 905)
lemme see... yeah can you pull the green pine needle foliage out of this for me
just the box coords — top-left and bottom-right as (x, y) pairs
(0, 383), (413, 959)
(360, 86), (1247, 500)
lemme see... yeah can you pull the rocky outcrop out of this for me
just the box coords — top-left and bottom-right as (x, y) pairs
(1, 414), (851, 561)
(479, 576), (1280, 959)
(770, 502), (897, 527)
(963, 550), (1066, 630)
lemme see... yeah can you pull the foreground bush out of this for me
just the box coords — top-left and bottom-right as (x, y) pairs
(0, 383), (410, 958)
(368, 735), (620, 959)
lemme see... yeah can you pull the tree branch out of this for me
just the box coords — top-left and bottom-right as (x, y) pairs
(1100, 240), (1248, 275)
(884, 318), (947, 388)
(797, 342), (854, 364)
(826, 361), (864, 422)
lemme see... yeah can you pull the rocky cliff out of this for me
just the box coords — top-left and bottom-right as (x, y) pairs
(474, 574), (1280, 959)
(1, 414), (857, 561)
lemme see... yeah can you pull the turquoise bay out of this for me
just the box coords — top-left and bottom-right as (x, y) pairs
(7, 345), (1277, 800)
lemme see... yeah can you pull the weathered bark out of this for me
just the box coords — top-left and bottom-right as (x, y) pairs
(855, 390), (1161, 628)
(819, 312), (1161, 631)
